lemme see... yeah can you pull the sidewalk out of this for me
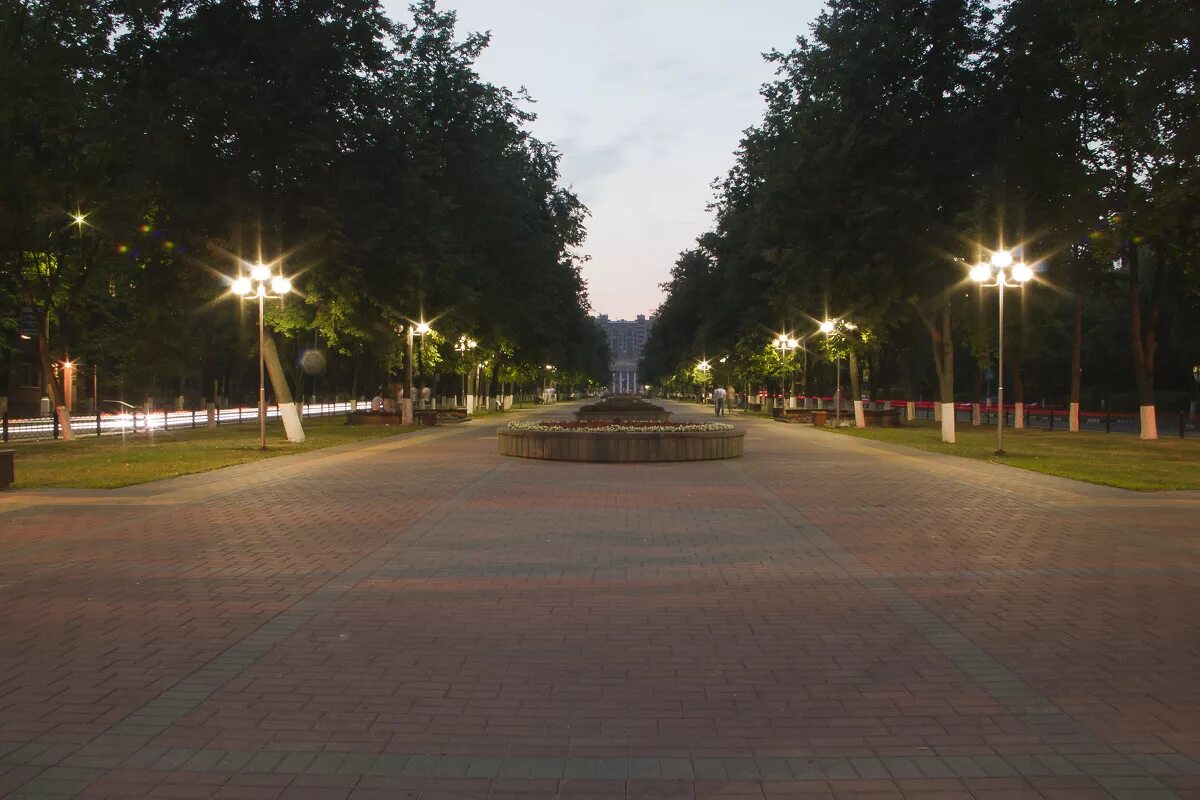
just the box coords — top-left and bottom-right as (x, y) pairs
(0, 401), (1196, 799)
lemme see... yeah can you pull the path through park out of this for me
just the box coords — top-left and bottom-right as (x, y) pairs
(1, 401), (1198, 799)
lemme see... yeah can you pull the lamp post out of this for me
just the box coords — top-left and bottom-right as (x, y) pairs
(772, 335), (799, 408)
(816, 319), (854, 429)
(403, 319), (431, 405)
(970, 249), (1033, 456)
(718, 356), (728, 406)
(696, 359), (712, 404)
(61, 359), (75, 414)
(231, 263), (292, 450)
(455, 335), (477, 410)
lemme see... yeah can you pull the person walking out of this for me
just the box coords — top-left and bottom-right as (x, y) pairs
(713, 386), (727, 417)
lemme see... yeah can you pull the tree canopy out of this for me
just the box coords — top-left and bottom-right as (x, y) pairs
(1, 0), (609, 414)
(642, 0), (1200, 438)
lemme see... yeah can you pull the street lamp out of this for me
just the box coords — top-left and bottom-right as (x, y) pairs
(61, 359), (75, 414)
(401, 319), (432, 408)
(772, 335), (799, 407)
(231, 262), (292, 450)
(817, 321), (845, 424)
(455, 335), (477, 410)
(971, 249), (1033, 456)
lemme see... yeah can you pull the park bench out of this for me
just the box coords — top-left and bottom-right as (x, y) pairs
(419, 408), (471, 426)
(862, 407), (902, 427)
(776, 408), (829, 426)
(0, 449), (13, 490)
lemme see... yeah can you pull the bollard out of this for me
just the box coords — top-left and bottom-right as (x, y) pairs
(164, 408), (169, 431)
(53, 410), (59, 439)
(192, 409), (196, 429)
(96, 408), (101, 437)
(1105, 410), (1111, 433)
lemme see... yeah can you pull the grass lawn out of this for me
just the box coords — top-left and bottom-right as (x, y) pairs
(2, 417), (417, 490)
(826, 421), (1200, 491)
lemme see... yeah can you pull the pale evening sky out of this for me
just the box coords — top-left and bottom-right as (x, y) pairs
(387, 1), (826, 320)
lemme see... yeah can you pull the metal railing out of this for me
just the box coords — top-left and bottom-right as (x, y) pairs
(1, 400), (359, 442)
(739, 395), (1198, 438)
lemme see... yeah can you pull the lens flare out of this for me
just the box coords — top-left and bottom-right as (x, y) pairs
(970, 263), (992, 283)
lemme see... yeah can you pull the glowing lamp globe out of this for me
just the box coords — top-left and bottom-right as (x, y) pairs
(250, 263), (272, 282)
(1011, 262), (1033, 283)
(271, 275), (292, 294)
(819, 320), (835, 334)
(990, 250), (1013, 269)
(969, 263), (992, 283)
(231, 276), (252, 296)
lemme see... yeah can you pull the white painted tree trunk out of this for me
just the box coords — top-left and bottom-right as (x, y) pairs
(940, 402), (956, 443)
(971, 403), (981, 426)
(56, 406), (74, 441)
(1140, 406), (1158, 440)
(279, 402), (305, 443)
(1069, 402), (1080, 433)
(1014, 402), (1025, 430)
(853, 399), (865, 428)
(504, 394), (513, 410)
(906, 401), (915, 421)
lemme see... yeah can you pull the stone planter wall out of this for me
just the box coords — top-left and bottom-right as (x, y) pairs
(574, 410), (673, 423)
(498, 428), (743, 463)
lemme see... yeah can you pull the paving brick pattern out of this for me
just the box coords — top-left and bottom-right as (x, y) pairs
(0, 402), (1196, 799)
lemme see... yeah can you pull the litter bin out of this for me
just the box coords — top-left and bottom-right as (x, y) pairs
(0, 449), (14, 489)
(812, 411), (828, 427)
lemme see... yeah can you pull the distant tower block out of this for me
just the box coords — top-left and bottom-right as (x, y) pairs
(595, 313), (654, 393)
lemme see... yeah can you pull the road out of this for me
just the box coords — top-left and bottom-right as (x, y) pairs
(1, 400), (1197, 799)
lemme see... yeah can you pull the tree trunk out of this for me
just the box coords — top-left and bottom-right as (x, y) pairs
(848, 349), (865, 427)
(350, 351), (361, 412)
(36, 313), (72, 439)
(1012, 355), (1025, 430)
(1126, 243), (1159, 439)
(1069, 289), (1083, 432)
(262, 332), (304, 442)
(938, 295), (955, 442)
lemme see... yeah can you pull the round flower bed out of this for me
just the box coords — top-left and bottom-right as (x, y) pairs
(499, 421), (743, 463)
(510, 421), (731, 432)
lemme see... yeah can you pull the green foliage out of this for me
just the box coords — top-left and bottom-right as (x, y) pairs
(642, 0), (1200, 407)
(1, 0), (606, 404)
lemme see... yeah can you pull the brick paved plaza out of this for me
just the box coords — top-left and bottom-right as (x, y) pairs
(1, 401), (1198, 799)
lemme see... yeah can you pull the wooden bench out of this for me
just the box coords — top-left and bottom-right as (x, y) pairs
(862, 407), (902, 426)
(777, 409), (828, 426)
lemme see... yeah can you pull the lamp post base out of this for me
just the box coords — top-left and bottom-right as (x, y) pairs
(994, 449), (1006, 457)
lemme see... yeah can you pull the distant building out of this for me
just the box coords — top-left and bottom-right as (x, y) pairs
(595, 314), (654, 394)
